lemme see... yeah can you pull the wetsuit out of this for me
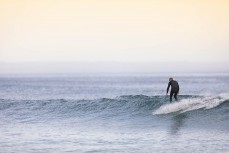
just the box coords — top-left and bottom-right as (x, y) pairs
(167, 80), (179, 102)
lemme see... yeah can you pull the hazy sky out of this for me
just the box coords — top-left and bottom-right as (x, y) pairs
(0, 0), (229, 73)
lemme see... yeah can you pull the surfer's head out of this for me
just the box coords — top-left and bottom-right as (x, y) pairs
(169, 77), (173, 81)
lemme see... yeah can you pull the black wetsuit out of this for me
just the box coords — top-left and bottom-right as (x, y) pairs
(167, 80), (179, 102)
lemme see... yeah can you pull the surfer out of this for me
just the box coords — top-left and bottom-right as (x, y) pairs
(166, 77), (179, 102)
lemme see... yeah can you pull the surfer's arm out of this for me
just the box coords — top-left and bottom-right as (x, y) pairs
(177, 83), (179, 94)
(166, 82), (171, 94)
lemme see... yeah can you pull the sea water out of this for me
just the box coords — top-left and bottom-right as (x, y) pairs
(0, 74), (229, 153)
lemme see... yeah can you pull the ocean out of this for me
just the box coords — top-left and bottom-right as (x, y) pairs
(0, 74), (229, 153)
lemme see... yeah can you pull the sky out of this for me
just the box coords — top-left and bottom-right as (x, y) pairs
(0, 0), (229, 73)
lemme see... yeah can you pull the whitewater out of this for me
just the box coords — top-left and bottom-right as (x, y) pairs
(0, 74), (229, 153)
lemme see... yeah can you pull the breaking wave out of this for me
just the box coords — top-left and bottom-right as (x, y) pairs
(0, 94), (228, 122)
(153, 94), (229, 115)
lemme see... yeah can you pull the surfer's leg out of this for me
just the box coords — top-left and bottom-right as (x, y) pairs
(170, 91), (173, 102)
(174, 91), (178, 101)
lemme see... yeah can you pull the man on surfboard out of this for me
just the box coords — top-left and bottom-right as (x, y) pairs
(166, 77), (179, 102)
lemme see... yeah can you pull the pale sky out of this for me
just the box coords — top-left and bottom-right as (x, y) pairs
(0, 0), (229, 73)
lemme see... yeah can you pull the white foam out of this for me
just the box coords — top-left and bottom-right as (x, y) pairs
(152, 94), (229, 115)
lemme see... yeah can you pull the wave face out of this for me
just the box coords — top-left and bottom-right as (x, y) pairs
(1, 94), (229, 123)
(0, 95), (160, 122)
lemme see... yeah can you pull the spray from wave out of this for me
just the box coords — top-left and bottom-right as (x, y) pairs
(153, 94), (229, 115)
